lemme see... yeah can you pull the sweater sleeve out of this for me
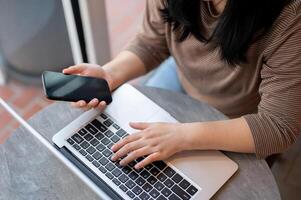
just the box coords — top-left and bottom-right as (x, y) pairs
(124, 0), (170, 72)
(243, 13), (301, 158)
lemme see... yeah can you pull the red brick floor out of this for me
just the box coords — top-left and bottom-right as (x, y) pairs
(0, 0), (145, 144)
(0, 81), (53, 143)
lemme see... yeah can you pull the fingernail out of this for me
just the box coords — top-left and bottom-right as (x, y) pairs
(111, 156), (116, 161)
(80, 102), (84, 106)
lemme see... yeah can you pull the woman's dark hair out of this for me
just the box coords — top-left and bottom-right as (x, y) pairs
(160, 0), (291, 65)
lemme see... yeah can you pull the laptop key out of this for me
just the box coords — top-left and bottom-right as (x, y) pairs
(118, 174), (129, 183)
(107, 142), (114, 149)
(132, 185), (143, 195)
(100, 113), (108, 119)
(163, 167), (176, 178)
(126, 191), (135, 198)
(135, 177), (146, 186)
(112, 123), (120, 130)
(128, 160), (137, 167)
(90, 138), (100, 146)
(147, 175), (157, 185)
(116, 129), (127, 137)
(67, 138), (75, 145)
(129, 171), (139, 180)
(119, 184), (128, 192)
(139, 192), (150, 200)
(112, 178), (121, 186)
(99, 166), (107, 174)
(172, 174), (183, 184)
(99, 157), (109, 166)
(136, 157), (144, 162)
(80, 141), (90, 149)
(96, 143), (105, 152)
(84, 133), (93, 141)
(186, 185), (198, 196)
(161, 188), (172, 197)
(142, 183), (152, 192)
(150, 167), (160, 176)
(157, 195), (167, 200)
(179, 179), (190, 190)
(153, 161), (167, 170)
(141, 170), (151, 179)
(78, 128), (87, 136)
(112, 168), (122, 177)
(114, 162), (123, 169)
(72, 134), (83, 144)
(150, 188), (160, 198)
(103, 119), (114, 127)
(86, 146), (96, 154)
(121, 166), (131, 174)
(95, 132), (105, 140)
(79, 149), (87, 156)
(111, 135), (120, 143)
(105, 172), (114, 180)
(73, 144), (81, 150)
(102, 149), (112, 157)
(101, 137), (110, 145)
(168, 194), (181, 200)
(104, 130), (114, 137)
(105, 163), (115, 171)
(134, 166), (142, 173)
(92, 160), (100, 168)
(154, 182), (164, 191)
(125, 180), (135, 189)
(171, 185), (191, 200)
(92, 152), (102, 160)
(85, 124), (98, 135)
(91, 119), (107, 132)
(86, 155), (94, 162)
(164, 179), (174, 188)
(145, 164), (153, 170)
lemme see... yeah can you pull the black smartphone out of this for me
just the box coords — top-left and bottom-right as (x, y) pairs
(42, 71), (112, 104)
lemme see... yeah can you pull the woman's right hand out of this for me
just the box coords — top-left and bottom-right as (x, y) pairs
(62, 63), (114, 110)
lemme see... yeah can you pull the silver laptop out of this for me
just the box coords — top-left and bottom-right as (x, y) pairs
(1, 84), (238, 200)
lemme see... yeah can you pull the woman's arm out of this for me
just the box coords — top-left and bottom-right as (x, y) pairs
(103, 51), (147, 90)
(111, 118), (255, 169)
(183, 118), (255, 153)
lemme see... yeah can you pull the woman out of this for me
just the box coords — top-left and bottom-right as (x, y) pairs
(63, 0), (301, 170)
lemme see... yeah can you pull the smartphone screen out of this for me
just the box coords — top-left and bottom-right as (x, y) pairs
(42, 71), (112, 104)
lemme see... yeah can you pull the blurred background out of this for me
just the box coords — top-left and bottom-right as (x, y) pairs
(0, 0), (145, 143)
(0, 1), (300, 199)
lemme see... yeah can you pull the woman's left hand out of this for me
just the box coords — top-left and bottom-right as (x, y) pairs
(111, 122), (188, 170)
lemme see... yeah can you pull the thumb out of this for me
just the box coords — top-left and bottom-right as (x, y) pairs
(129, 122), (150, 130)
(63, 65), (84, 74)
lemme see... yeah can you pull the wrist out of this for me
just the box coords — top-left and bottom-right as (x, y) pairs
(177, 123), (199, 151)
(102, 65), (120, 91)
(179, 122), (209, 151)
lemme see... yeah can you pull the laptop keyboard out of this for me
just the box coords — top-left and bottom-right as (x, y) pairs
(66, 113), (199, 200)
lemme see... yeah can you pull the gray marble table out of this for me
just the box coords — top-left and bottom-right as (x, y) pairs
(0, 86), (281, 200)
